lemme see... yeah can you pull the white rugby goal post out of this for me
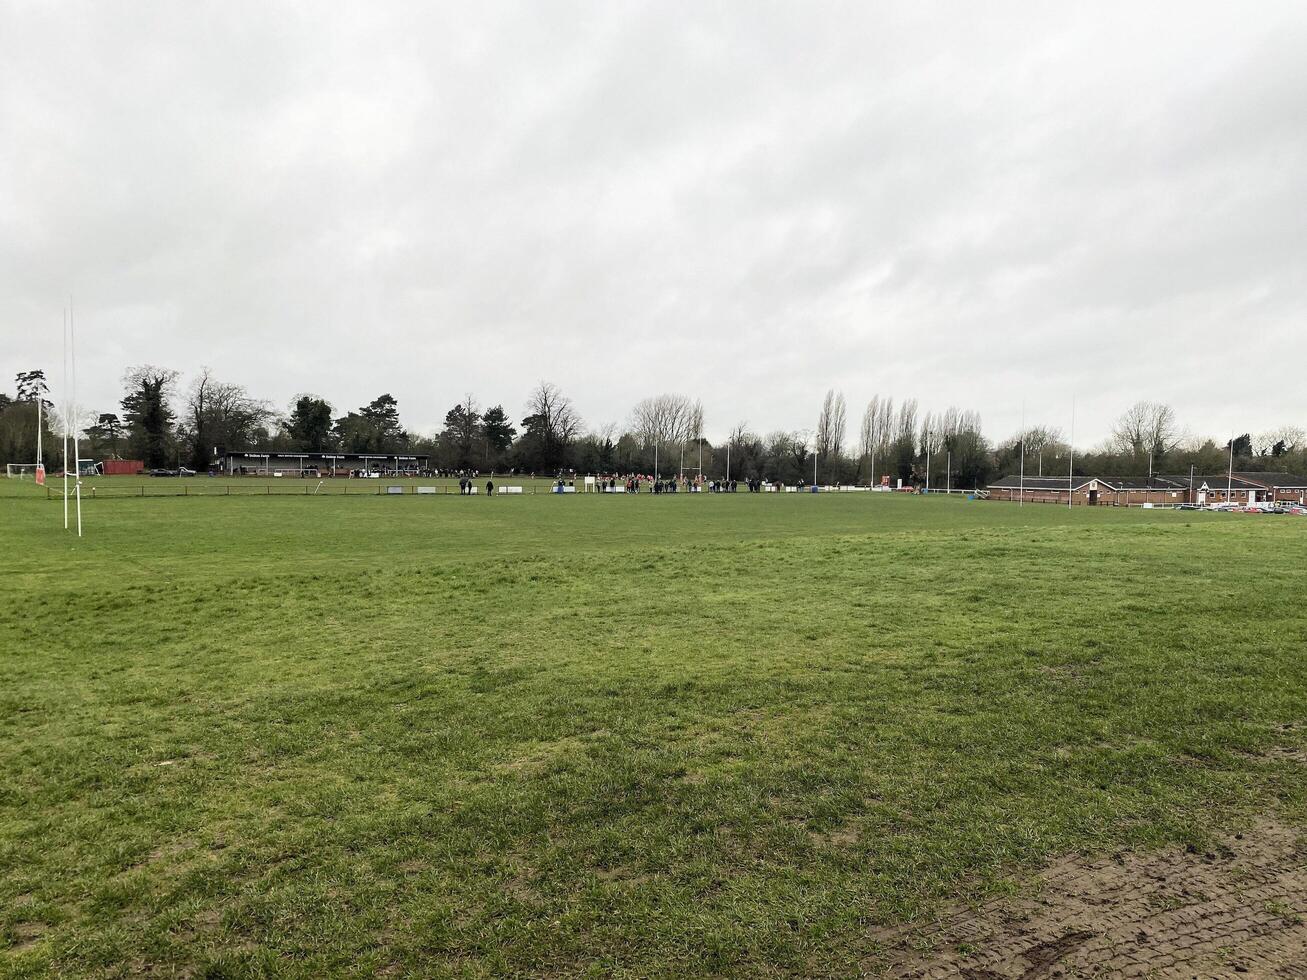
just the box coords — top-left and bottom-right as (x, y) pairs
(6, 463), (39, 480)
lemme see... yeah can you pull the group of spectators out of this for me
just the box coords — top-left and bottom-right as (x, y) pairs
(582, 473), (773, 494)
(705, 478), (765, 493)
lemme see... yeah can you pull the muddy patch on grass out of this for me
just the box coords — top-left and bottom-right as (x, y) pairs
(876, 817), (1307, 978)
(5, 921), (47, 954)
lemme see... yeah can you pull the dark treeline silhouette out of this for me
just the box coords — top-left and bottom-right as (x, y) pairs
(3, 369), (1305, 484)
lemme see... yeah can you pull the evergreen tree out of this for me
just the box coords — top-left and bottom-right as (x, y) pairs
(481, 405), (516, 454)
(121, 366), (179, 468)
(287, 395), (334, 451)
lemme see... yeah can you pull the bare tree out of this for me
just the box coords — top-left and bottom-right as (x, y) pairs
(1016, 425), (1064, 476)
(815, 389), (847, 481)
(522, 381), (581, 470)
(936, 407), (988, 488)
(859, 394), (895, 484)
(1256, 425), (1305, 457)
(1111, 402), (1180, 460)
(181, 368), (271, 470)
(629, 394), (698, 447)
(687, 401), (706, 474)
(920, 412), (942, 485)
(889, 399), (919, 482)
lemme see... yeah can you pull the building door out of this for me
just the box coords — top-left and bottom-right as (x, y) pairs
(1088, 488), (1098, 505)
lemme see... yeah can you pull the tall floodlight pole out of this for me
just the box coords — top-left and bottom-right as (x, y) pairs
(71, 301), (82, 536)
(925, 427), (931, 492)
(1018, 403), (1026, 507)
(812, 446), (818, 487)
(62, 307), (69, 530)
(1227, 434), (1234, 504)
(1068, 395), (1076, 510)
(726, 439), (731, 482)
(946, 450), (951, 493)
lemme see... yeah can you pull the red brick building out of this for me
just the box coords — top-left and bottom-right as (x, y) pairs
(986, 476), (1187, 506)
(989, 471), (1307, 506)
(1171, 472), (1307, 506)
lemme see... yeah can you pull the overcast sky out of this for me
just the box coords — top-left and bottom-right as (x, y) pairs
(2, 1), (1304, 446)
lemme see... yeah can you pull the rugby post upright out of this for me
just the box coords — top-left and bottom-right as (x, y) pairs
(35, 380), (44, 486)
(1018, 402), (1026, 508)
(1068, 395), (1076, 510)
(71, 302), (82, 536)
(62, 307), (69, 530)
(1227, 435), (1234, 504)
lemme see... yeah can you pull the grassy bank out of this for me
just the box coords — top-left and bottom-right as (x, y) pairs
(2, 492), (1305, 976)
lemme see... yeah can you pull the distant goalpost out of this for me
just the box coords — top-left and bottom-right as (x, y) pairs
(6, 463), (40, 480)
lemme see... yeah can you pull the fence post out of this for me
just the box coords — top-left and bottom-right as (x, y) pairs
(141, 486), (145, 498)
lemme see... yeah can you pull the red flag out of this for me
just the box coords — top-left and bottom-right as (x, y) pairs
(35, 464), (45, 486)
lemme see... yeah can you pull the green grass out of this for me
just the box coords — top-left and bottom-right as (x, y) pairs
(2, 489), (1305, 977)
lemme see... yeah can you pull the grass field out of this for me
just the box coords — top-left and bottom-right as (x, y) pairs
(2, 482), (1306, 977)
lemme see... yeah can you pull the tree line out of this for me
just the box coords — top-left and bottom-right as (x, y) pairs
(2, 367), (1305, 485)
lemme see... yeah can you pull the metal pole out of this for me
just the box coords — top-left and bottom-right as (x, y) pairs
(62, 307), (68, 530)
(71, 301), (82, 536)
(1068, 395), (1075, 510)
(1018, 403), (1025, 508)
(1227, 436), (1234, 504)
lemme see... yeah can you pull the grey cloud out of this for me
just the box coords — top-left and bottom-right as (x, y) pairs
(2, 1), (1304, 446)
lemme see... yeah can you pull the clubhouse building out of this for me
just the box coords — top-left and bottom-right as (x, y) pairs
(986, 472), (1307, 506)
